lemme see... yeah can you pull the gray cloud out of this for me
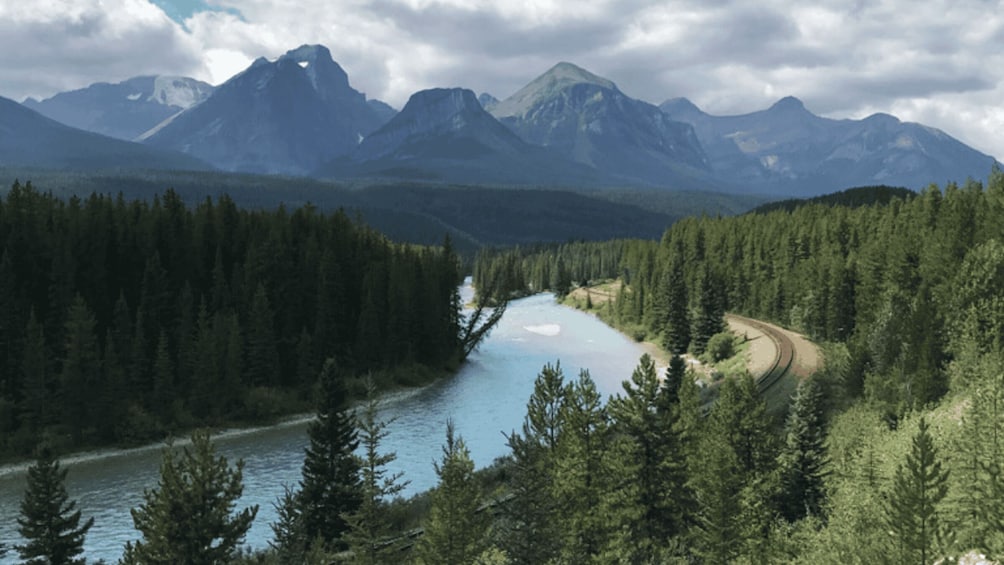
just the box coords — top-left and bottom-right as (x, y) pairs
(0, 0), (206, 101)
(2, 0), (1002, 159)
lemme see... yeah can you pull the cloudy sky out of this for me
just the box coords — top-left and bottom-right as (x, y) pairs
(2, 0), (1002, 159)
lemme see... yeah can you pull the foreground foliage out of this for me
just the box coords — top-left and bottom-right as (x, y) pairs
(122, 429), (257, 564)
(16, 448), (93, 565)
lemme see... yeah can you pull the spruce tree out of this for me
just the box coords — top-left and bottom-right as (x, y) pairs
(416, 420), (490, 565)
(692, 431), (742, 563)
(497, 363), (567, 564)
(607, 354), (685, 552)
(779, 379), (829, 521)
(60, 295), (100, 445)
(885, 417), (950, 565)
(246, 283), (279, 387)
(344, 383), (409, 564)
(662, 257), (691, 354)
(16, 447), (93, 565)
(270, 485), (309, 562)
(122, 429), (258, 564)
(20, 309), (50, 435)
(692, 265), (725, 354)
(555, 370), (612, 562)
(298, 358), (361, 549)
(663, 353), (687, 404)
(525, 362), (566, 452)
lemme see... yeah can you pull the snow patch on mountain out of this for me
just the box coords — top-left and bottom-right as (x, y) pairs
(150, 76), (213, 109)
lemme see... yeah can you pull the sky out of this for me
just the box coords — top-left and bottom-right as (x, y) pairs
(1, 0), (1002, 160)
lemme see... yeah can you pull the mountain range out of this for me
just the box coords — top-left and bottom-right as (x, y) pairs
(24, 76), (213, 141)
(6, 44), (999, 196)
(0, 96), (210, 172)
(660, 96), (996, 195)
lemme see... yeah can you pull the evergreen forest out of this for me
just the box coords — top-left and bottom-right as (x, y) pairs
(10, 170), (1004, 563)
(0, 180), (465, 458)
(466, 169), (1004, 561)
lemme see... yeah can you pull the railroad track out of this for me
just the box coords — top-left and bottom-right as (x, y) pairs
(727, 314), (796, 395)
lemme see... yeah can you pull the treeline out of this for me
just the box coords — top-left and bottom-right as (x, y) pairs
(0, 180), (463, 457)
(473, 170), (1004, 560)
(476, 170), (1004, 420)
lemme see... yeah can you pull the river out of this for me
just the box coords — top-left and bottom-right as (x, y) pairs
(0, 287), (653, 563)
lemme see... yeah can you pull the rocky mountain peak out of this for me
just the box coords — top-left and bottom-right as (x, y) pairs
(275, 44), (350, 94)
(478, 92), (499, 111)
(491, 61), (618, 119)
(768, 96), (809, 113)
(660, 97), (705, 118)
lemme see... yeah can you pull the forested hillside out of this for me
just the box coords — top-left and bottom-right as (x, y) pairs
(0, 181), (464, 458)
(471, 169), (1004, 561)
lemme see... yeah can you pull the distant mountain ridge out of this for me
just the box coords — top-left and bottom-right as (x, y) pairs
(24, 76), (213, 141)
(0, 95), (211, 171)
(9, 46), (999, 196)
(320, 87), (605, 186)
(142, 44), (386, 175)
(660, 96), (998, 195)
(490, 62), (712, 189)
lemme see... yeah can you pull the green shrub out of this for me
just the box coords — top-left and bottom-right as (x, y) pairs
(706, 332), (736, 362)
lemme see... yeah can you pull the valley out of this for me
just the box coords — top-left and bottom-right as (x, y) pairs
(3, 20), (1004, 564)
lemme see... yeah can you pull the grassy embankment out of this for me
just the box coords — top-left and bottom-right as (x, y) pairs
(561, 279), (753, 389)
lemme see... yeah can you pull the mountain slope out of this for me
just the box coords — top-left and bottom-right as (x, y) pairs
(0, 96), (211, 171)
(491, 62), (711, 188)
(143, 44), (383, 175)
(23, 76), (213, 141)
(320, 87), (605, 186)
(661, 96), (998, 195)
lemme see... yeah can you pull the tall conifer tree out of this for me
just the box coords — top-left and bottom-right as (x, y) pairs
(298, 358), (361, 548)
(416, 420), (490, 565)
(123, 430), (257, 564)
(16, 448), (93, 565)
(885, 417), (950, 565)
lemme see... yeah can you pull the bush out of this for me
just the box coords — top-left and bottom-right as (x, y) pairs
(706, 332), (736, 362)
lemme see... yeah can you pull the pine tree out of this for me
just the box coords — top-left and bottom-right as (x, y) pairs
(779, 379), (829, 521)
(344, 382), (409, 565)
(692, 265), (725, 354)
(692, 430), (742, 563)
(955, 354), (1004, 555)
(122, 429), (258, 564)
(60, 295), (100, 445)
(298, 358), (361, 549)
(151, 331), (175, 425)
(525, 362), (566, 452)
(269, 485), (309, 562)
(20, 309), (50, 435)
(555, 370), (612, 562)
(497, 363), (567, 564)
(693, 376), (780, 561)
(662, 257), (691, 354)
(663, 353), (687, 404)
(15, 447), (94, 565)
(607, 354), (685, 553)
(885, 417), (950, 565)
(416, 420), (490, 565)
(246, 283), (279, 387)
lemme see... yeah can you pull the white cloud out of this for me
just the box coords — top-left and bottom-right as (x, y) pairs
(0, 0), (206, 100)
(1, 0), (1002, 160)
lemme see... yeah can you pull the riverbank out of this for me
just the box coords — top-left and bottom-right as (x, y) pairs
(1, 288), (657, 562)
(563, 281), (746, 384)
(0, 364), (449, 477)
